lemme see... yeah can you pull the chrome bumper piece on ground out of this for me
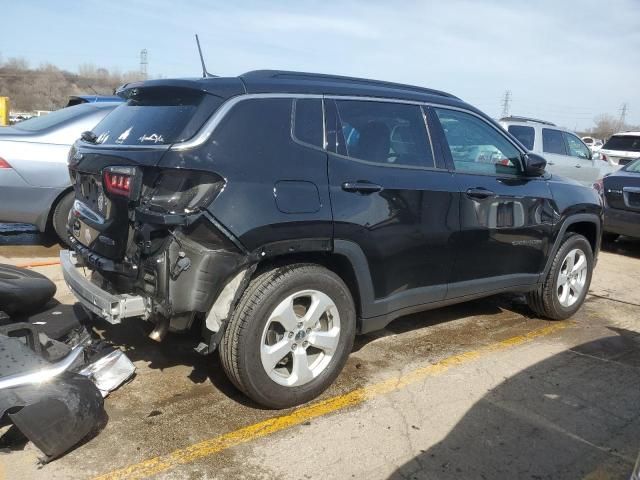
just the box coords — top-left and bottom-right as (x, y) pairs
(60, 249), (149, 324)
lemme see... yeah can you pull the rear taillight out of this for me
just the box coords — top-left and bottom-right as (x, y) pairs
(143, 170), (224, 215)
(0, 157), (11, 169)
(102, 166), (137, 198)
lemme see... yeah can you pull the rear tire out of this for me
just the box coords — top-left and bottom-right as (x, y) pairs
(219, 263), (356, 409)
(52, 191), (74, 246)
(527, 233), (593, 320)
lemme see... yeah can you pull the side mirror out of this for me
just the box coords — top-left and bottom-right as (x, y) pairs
(523, 153), (546, 176)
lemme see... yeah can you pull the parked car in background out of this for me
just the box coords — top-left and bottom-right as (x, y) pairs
(65, 95), (123, 107)
(581, 136), (603, 152)
(499, 116), (614, 185)
(597, 132), (640, 167)
(62, 71), (602, 408)
(0, 102), (119, 243)
(594, 158), (640, 241)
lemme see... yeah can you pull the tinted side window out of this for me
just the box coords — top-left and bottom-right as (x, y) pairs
(563, 133), (590, 159)
(507, 125), (535, 150)
(292, 99), (323, 148)
(435, 108), (521, 175)
(334, 100), (433, 168)
(542, 128), (567, 155)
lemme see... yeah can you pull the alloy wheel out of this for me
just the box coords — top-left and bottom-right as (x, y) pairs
(556, 248), (588, 308)
(260, 289), (341, 387)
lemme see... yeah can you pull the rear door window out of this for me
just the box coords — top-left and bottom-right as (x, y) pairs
(542, 128), (567, 155)
(333, 100), (434, 168)
(92, 87), (221, 146)
(507, 125), (535, 150)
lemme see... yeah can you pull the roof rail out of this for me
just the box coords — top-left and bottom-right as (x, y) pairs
(499, 115), (556, 126)
(241, 70), (458, 99)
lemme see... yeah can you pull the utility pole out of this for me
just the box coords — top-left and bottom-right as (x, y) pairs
(619, 103), (627, 130)
(501, 90), (511, 118)
(140, 49), (148, 80)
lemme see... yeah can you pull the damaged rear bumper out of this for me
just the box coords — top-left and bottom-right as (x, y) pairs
(0, 327), (135, 460)
(60, 250), (149, 324)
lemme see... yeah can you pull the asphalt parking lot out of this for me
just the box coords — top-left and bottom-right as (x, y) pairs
(1, 227), (639, 480)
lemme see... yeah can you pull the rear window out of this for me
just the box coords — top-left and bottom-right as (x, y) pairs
(92, 87), (221, 146)
(603, 135), (640, 152)
(14, 104), (92, 132)
(507, 125), (535, 150)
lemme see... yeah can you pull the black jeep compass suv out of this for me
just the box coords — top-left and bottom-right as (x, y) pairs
(62, 70), (602, 408)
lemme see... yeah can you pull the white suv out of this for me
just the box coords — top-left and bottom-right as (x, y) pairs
(598, 132), (640, 167)
(581, 136), (603, 152)
(499, 116), (615, 185)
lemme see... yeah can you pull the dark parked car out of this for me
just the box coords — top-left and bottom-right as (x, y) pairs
(594, 158), (640, 241)
(61, 71), (602, 408)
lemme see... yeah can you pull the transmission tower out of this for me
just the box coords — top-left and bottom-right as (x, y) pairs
(619, 103), (628, 130)
(140, 49), (148, 80)
(501, 90), (512, 118)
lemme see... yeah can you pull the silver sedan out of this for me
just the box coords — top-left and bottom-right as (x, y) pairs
(0, 102), (119, 242)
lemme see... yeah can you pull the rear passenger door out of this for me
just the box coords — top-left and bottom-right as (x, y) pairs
(431, 107), (555, 296)
(325, 98), (458, 316)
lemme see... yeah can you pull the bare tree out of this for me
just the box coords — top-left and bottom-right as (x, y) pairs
(0, 56), (146, 111)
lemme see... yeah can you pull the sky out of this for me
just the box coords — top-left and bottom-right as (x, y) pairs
(4, 0), (640, 129)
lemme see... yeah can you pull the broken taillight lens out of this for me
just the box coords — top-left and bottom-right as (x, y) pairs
(144, 170), (224, 215)
(0, 157), (11, 169)
(103, 166), (135, 197)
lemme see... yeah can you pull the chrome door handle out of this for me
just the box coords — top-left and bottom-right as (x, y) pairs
(547, 161), (555, 165)
(575, 164), (582, 168)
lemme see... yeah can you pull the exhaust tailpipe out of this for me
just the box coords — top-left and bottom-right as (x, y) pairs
(148, 316), (170, 342)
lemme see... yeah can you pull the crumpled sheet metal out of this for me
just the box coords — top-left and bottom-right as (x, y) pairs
(0, 373), (104, 460)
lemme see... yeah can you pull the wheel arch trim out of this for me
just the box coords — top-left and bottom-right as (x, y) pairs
(541, 213), (601, 281)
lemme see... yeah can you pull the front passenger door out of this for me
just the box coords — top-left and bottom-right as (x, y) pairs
(541, 128), (575, 179)
(563, 132), (600, 185)
(431, 108), (555, 297)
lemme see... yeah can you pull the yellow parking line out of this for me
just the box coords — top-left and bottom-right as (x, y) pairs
(93, 321), (571, 480)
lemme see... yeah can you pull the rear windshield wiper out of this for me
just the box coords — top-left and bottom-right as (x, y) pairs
(81, 130), (98, 144)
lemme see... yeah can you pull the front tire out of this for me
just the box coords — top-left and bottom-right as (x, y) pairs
(219, 264), (356, 409)
(527, 233), (593, 320)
